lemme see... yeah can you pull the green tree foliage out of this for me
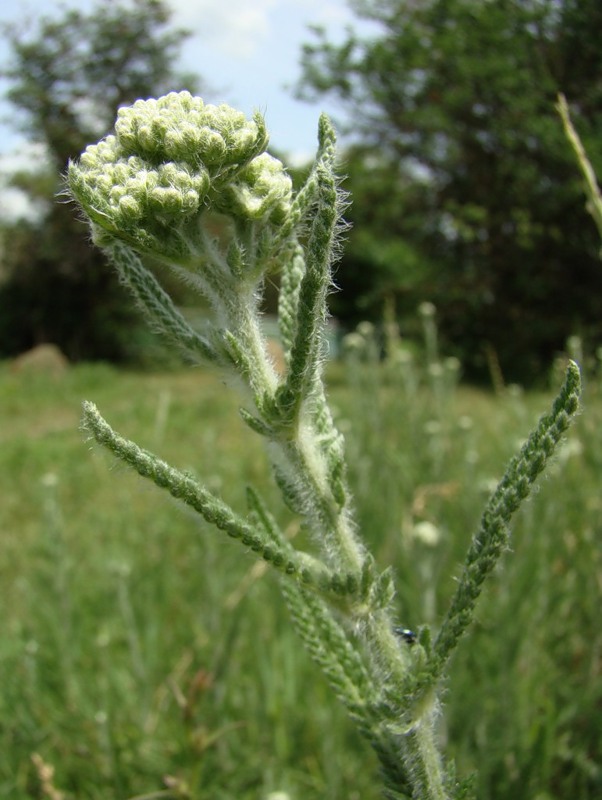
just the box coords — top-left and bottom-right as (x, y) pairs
(0, 0), (199, 361)
(298, 0), (602, 382)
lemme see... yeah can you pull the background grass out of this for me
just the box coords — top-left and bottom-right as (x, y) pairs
(0, 351), (600, 799)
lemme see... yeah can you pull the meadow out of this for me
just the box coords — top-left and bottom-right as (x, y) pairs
(0, 345), (600, 800)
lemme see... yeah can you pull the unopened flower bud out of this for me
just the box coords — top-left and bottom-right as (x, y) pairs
(215, 153), (292, 224)
(68, 91), (288, 263)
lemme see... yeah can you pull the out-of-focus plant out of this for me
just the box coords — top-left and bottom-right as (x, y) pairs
(558, 93), (602, 243)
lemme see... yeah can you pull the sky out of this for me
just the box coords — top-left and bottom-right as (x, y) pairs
(0, 0), (374, 218)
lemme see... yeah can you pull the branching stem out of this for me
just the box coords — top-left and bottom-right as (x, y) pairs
(68, 92), (582, 800)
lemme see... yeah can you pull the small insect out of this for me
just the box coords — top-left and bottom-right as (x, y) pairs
(393, 626), (417, 645)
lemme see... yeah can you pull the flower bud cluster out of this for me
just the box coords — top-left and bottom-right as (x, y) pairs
(215, 153), (293, 224)
(115, 92), (267, 173)
(68, 92), (293, 262)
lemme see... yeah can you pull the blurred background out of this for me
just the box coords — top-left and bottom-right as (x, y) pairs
(0, 2), (601, 799)
(0, 0), (600, 384)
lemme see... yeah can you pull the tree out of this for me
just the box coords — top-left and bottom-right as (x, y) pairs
(298, 0), (602, 382)
(0, 0), (200, 361)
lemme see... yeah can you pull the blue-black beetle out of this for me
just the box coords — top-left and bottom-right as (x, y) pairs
(393, 626), (417, 645)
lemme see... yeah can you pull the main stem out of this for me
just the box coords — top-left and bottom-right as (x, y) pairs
(280, 433), (365, 574)
(400, 719), (448, 800)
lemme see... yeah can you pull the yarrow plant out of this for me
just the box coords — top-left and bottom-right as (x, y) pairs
(68, 91), (581, 800)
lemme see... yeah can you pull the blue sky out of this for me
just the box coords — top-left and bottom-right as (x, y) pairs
(0, 0), (377, 218)
(0, 0), (368, 166)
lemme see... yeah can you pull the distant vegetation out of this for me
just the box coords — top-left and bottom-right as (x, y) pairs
(0, 348), (599, 799)
(0, 0), (600, 384)
(0, 0), (199, 362)
(297, 0), (602, 383)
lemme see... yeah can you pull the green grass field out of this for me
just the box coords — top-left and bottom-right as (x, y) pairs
(1, 357), (600, 799)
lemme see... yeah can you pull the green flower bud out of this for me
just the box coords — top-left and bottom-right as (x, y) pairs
(68, 91), (282, 263)
(215, 154), (293, 224)
(69, 145), (211, 259)
(114, 92), (268, 172)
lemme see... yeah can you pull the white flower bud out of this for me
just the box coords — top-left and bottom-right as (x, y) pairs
(68, 91), (286, 264)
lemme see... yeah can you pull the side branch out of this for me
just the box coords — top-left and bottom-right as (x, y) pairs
(426, 362), (580, 687)
(83, 401), (300, 572)
(82, 401), (361, 595)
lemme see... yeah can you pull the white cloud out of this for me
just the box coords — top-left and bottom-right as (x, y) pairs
(0, 186), (39, 222)
(292, 0), (354, 28)
(170, 0), (358, 61)
(171, 0), (278, 58)
(0, 142), (48, 174)
(0, 142), (49, 222)
(0, 0), (362, 171)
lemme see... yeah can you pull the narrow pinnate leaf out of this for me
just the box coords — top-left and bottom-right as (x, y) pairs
(281, 580), (376, 722)
(83, 402), (305, 580)
(109, 241), (219, 363)
(275, 164), (339, 425)
(427, 362), (580, 685)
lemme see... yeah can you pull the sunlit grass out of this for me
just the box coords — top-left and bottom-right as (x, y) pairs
(0, 360), (600, 799)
